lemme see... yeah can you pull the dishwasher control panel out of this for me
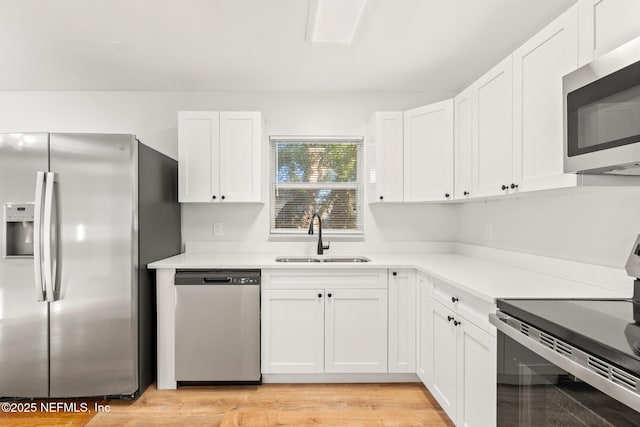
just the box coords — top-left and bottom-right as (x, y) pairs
(175, 269), (261, 286)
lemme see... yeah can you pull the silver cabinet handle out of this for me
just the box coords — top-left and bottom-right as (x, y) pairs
(33, 171), (46, 302)
(43, 172), (56, 303)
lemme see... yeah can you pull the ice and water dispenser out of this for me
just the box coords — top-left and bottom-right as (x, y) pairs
(3, 203), (34, 258)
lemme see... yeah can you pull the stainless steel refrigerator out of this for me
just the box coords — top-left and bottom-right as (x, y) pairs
(0, 133), (181, 399)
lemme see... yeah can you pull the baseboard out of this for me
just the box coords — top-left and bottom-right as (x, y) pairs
(262, 373), (419, 384)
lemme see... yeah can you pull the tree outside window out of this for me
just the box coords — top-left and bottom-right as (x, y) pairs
(271, 138), (363, 234)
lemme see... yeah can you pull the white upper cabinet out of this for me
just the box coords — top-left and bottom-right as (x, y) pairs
(178, 111), (220, 202)
(472, 56), (514, 197)
(219, 112), (263, 202)
(579, 0), (640, 64)
(454, 87), (474, 199)
(512, 5), (579, 193)
(404, 100), (454, 201)
(367, 112), (404, 203)
(178, 111), (262, 203)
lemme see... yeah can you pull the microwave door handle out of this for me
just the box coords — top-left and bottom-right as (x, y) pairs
(33, 171), (46, 302)
(43, 172), (56, 303)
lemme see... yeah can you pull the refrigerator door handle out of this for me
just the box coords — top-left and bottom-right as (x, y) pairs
(43, 172), (56, 303)
(33, 171), (46, 302)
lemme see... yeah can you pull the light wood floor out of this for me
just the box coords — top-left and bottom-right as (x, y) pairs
(1, 383), (454, 427)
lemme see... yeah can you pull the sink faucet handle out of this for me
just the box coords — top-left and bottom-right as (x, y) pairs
(323, 241), (330, 250)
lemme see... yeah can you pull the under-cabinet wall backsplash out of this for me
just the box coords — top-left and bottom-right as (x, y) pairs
(457, 187), (640, 268)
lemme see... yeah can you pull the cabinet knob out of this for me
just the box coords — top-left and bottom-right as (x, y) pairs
(379, 196), (384, 200)
(445, 193), (450, 198)
(212, 195), (217, 200)
(451, 296), (459, 303)
(327, 293), (332, 298)
(454, 320), (461, 326)
(501, 185), (508, 191)
(463, 191), (469, 196)
(221, 195), (226, 200)
(392, 271), (397, 276)
(510, 183), (519, 189)
(317, 293), (322, 298)
(447, 315), (454, 322)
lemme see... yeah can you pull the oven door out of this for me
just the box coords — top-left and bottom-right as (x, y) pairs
(563, 35), (640, 174)
(492, 315), (640, 426)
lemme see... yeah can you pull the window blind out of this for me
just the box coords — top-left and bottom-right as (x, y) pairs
(270, 136), (363, 234)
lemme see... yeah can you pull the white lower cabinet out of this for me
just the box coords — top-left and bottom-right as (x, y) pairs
(388, 269), (416, 373)
(429, 302), (459, 419)
(456, 314), (496, 427)
(261, 269), (388, 375)
(325, 288), (388, 373)
(261, 289), (325, 373)
(418, 274), (497, 426)
(416, 273), (431, 384)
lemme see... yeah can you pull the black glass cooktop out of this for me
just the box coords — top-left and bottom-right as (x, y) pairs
(497, 299), (640, 377)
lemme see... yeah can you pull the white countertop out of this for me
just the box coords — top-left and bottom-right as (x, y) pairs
(148, 252), (629, 303)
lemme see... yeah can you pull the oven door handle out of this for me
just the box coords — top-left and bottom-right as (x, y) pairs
(488, 312), (508, 329)
(491, 311), (640, 413)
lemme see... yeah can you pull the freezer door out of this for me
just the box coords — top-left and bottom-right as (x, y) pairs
(48, 134), (137, 398)
(0, 133), (49, 398)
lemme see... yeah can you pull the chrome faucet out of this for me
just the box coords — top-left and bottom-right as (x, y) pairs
(308, 213), (330, 255)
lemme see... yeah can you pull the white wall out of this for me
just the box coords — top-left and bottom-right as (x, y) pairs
(6, 90), (634, 266)
(456, 187), (640, 268)
(0, 90), (458, 251)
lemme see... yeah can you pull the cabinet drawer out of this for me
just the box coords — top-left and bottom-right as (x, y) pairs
(430, 277), (493, 332)
(263, 268), (388, 290)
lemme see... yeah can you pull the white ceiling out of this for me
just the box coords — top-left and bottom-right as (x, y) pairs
(0, 0), (575, 92)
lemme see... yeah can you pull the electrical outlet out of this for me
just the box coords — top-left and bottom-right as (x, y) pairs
(484, 224), (493, 241)
(213, 222), (224, 236)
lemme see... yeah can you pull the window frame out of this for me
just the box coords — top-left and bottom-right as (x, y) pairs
(269, 136), (364, 236)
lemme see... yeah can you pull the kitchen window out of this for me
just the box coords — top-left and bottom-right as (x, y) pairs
(270, 136), (363, 235)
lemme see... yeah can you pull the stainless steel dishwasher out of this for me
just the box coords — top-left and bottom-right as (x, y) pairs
(174, 269), (261, 383)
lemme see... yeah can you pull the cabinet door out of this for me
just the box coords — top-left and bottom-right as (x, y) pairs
(579, 0), (640, 63)
(261, 289), (324, 374)
(325, 288), (387, 373)
(454, 87), (474, 199)
(513, 6), (578, 193)
(416, 273), (431, 385)
(178, 111), (220, 202)
(219, 112), (262, 202)
(428, 302), (458, 424)
(403, 100), (454, 201)
(388, 269), (416, 373)
(368, 112), (404, 203)
(472, 56), (514, 197)
(456, 318), (496, 427)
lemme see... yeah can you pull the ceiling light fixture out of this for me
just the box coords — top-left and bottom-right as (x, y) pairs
(306, 0), (369, 45)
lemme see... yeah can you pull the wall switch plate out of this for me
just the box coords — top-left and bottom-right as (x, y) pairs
(484, 224), (493, 241)
(213, 222), (224, 236)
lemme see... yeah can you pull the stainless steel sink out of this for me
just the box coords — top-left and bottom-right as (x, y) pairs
(275, 257), (321, 263)
(323, 257), (371, 263)
(275, 256), (370, 263)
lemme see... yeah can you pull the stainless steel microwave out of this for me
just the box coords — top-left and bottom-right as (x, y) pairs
(564, 35), (640, 175)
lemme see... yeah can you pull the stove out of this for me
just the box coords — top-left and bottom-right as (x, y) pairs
(497, 298), (640, 377)
(490, 235), (640, 425)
